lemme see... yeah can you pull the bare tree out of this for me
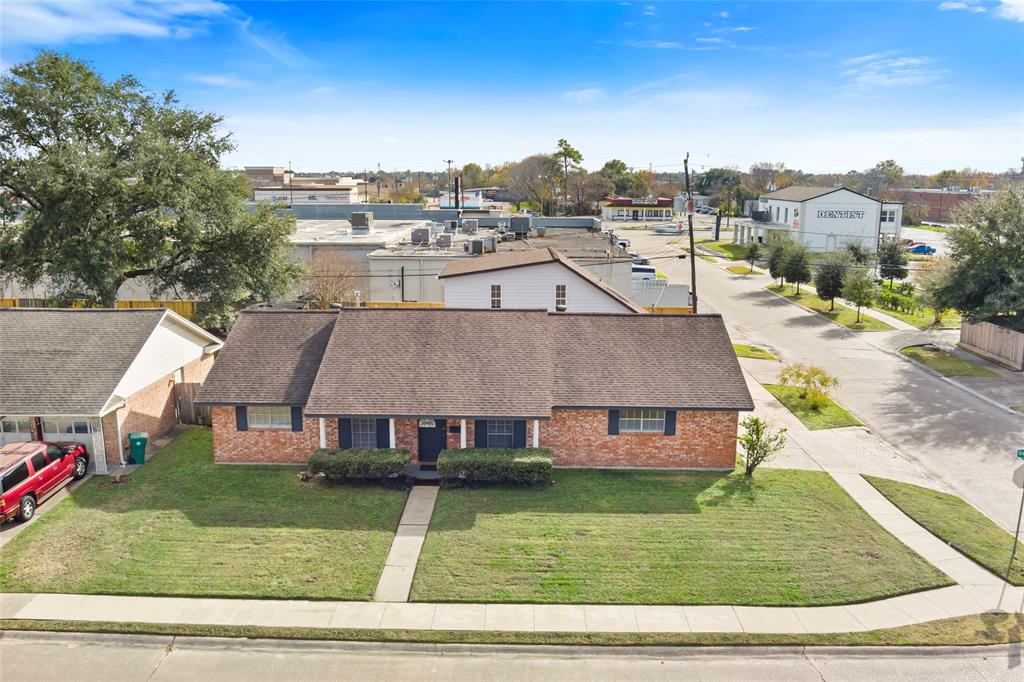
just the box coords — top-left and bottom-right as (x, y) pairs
(566, 171), (612, 215)
(506, 154), (558, 213)
(305, 250), (367, 309)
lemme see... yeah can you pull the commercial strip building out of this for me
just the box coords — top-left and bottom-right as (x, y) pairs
(749, 186), (902, 252)
(601, 198), (675, 221)
(0, 309), (222, 472)
(246, 166), (363, 204)
(195, 308), (752, 470)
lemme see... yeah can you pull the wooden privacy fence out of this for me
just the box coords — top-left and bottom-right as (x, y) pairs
(175, 383), (210, 426)
(959, 319), (1024, 370)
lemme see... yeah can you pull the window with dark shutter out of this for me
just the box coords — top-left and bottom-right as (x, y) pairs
(290, 407), (303, 432)
(235, 406), (248, 431)
(607, 410), (619, 435)
(375, 419), (390, 448)
(338, 418), (352, 448)
(474, 420), (488, 447)
(664, 410), (677, 436)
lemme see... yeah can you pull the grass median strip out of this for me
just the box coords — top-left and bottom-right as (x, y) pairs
(900, 344), (998, 377)
(763, 384), (862, 430)
(864, 476), (1024, 586)
(410, 468), (949, 606)
(0, 428), (408, 600)
(727, 265), (761, 275)
(703, 241), (748, 260)
(766, 284), (893, 331)
(5, 613), (1020, 646)
(733, 343), (777, 361)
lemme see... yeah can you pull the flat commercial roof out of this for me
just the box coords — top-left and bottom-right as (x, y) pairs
(290, 219), (426, 246)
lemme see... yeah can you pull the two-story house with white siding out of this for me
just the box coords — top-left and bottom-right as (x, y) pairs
(756, 186), (902, 252)
(437, 248), (645, 313)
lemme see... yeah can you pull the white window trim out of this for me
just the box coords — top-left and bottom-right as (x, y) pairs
(41, 418), (92, 435)
(487, 419), (514, 448)
(619, 409), (666, 434)
(490, 284), (501, 309)
(247, 405), (292, 429)
(351, 417), (376, 449)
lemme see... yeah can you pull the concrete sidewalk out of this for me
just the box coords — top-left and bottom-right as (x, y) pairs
(374, 486), (438, 602)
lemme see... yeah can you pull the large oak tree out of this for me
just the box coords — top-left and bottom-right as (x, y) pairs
(0, 52), (301, 329)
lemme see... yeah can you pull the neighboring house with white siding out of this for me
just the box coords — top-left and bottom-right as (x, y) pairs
(438, 248), (645, 313)
(0, 308), (222, 473)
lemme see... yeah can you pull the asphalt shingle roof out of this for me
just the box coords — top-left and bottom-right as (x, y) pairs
(305, 309), (554, 418)
(550, 314), (753, 410)
(0, 308), (166, 416)
(195, 310), (337, 406)
(205, 309), (752, 417)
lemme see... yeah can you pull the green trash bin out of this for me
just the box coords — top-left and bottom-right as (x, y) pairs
(128, 432), (148, 465)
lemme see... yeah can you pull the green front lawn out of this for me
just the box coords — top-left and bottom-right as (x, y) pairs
(733, 343), (777, 360)
(410, 468), (949, 606)
(0, 428), (408, 600)
(702, 241), (748, 260)
(767, 284), (894, 331)
(900, 344), (998, 377)
(876, 282), (961, 330)
(726, 265), (761, 275)
(764, 384), (862, 430)
(864, 477), (1024, 585)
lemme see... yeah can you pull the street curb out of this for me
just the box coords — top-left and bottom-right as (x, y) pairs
(3, 630), (1021, 658)
(894, 351), (1023, 421)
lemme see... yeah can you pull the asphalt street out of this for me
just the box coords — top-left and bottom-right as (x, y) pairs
(627, 226), (1024, 531)
(2, 632), (1022, 682)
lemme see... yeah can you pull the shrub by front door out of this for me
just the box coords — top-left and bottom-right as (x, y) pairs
(417, 419), (447, 464)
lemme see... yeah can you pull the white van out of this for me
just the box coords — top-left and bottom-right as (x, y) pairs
(631, 264), (657, 281)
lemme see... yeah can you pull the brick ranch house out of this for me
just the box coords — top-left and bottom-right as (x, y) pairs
(0, 308), (222, 473)
(196, 308), (753, 469)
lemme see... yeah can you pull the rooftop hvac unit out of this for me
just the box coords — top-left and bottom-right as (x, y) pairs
(435, 233), (453, 249)
(469, 239), (484, 255)
(411, 227), (432, 245)
(461, 218), (478, 234)
(350, 212), (374, 231)
(510, 217), (530, 234)
(480, 235), (497, 253)
(444, 219), (459, 233)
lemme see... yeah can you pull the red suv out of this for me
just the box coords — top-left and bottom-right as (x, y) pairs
(0, 441), (89, 523)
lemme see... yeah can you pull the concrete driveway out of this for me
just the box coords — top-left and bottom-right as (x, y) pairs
(629, 229), (1024, 531)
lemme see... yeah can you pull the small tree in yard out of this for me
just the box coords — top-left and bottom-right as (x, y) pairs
(778, 363), (840, 410)
(781, 242), (812, 294)
(814, 251), (849, 311)
(745, 241), (761, 273)
(878, 236), (909, 286)
(737, 416), (788, 476)
(767, 241), (790, 286)
(916, 257), (955, 326)
(841, 268), (879, 323)
(845, 241), (870, 265)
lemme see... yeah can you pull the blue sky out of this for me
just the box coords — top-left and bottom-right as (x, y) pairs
(2, 1), (1022, 174)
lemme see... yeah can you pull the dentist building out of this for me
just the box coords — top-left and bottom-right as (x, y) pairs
(756, 186), (902, 252)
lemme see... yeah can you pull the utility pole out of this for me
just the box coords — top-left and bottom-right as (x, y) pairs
(684, 153), (698, 314)
(376, 162), (381, 201)
(443, 159), (454, 208)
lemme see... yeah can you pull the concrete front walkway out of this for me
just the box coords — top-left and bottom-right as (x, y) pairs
(373, 486), (438, 602)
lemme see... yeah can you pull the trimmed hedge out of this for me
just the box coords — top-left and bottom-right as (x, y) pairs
(308, 448), (411, 481)
(437, 448), (553, 487)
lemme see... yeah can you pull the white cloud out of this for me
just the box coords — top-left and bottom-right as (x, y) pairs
(696, 37), (729, 44)
(938, 1), (986, 13)
(307, 85), (337, 96)
(996, 0), (1024, 21)
(714, 25), (756, 33)
(622, 39), (718, 51)
(716, 11), (730, 18)
(236, 17), (311, 67)
(840, 53), (947, 88)
(643, 4), (657, 16)
(564, 88), (606, 103)
(0, 0), (229, 45)
(188, 73), (249, 88)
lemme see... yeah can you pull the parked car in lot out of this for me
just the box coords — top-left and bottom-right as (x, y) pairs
(0, 441), (89, 523)
(905, 243), (936, 255)
(631, 264), (657, 280)
(616, 238), (631, 250)
(632, 255), (651, 265)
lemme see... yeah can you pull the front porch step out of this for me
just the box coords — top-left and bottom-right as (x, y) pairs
(407, 463), (441, 482)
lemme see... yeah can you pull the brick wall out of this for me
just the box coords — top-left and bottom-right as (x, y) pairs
(100, 355), (213, 467)
(540, 408), (738, 469)
(207, 409), (738, 469)
(210, 406), (339, 464)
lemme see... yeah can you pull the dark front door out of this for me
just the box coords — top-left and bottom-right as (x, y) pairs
(417, 419), (447, 465)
